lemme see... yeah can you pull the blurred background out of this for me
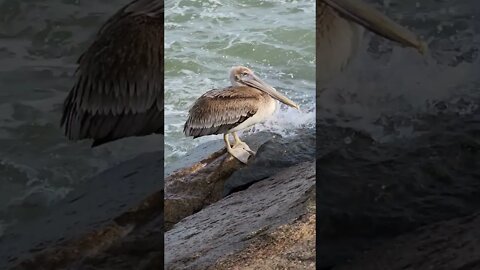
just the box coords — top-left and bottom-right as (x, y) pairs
(0, 0), (163, 242)
(318, 0), (479, 144)
(317, 1), (480, 268)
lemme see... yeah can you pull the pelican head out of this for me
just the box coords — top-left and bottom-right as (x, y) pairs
(229, 66), (300, 109)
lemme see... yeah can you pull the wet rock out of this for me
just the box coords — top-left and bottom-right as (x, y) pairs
(5, 131), (315, 269)
(165, 161), (315, 270)
(1, 151), (163, 270)
(335, 211), (480, 270)
(13, 191), (162, 270)
(164, 130), (315, 230)
(164, 131), (275, 177)
(224, 129), (315, 196)
(316, 117), (480, 269)
(164, 148), (242, 230)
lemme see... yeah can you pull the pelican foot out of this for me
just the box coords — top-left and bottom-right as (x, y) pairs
(227, 146), (252, 164)
(232, 141), (256, 155)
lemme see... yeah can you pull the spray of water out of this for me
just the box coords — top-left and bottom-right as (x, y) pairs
(318, 33), (480, 142)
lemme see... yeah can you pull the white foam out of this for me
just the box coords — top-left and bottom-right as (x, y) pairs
(244, 104), (315, 138)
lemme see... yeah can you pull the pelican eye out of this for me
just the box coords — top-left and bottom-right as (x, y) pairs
(241, 72), (249, 77)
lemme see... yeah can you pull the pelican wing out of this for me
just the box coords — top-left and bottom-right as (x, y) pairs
(61, 0), (164, 147)
(184, 86), (261, 138)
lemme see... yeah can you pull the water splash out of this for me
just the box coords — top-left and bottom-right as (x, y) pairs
(318, 31), (480, 142)
(245, 104), (315, 138)
(165, 0), (315, 165)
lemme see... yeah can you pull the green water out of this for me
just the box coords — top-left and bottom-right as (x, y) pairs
(164, 0), (316, 165)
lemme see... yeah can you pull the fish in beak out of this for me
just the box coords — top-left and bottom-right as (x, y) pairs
(324, 0), (427, 54)
(241, 73), (300, 110)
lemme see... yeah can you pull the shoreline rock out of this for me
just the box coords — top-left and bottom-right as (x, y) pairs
(316, 119), (480, 269)
(335, 211), (480, 270)
(13, 190), (163, 270)
(165, 130), (315, 230)
(165, 161), (316, 270)
(212, 201), (315, 269)
(3, 130), (316, 269)
(1, 151), (163, 269)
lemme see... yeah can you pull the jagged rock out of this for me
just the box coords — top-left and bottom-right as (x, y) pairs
(164, 130), (315, 230)
(164, 148), (242, 231)
(3, 131), (315, 269)
(164, 161), (316, 270)
(224, 129), (315, 196)
(2, 151), (163, 270)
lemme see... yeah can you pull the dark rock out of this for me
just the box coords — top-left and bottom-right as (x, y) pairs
(2, 151), (163, 270)
(12, 191), (163, 270)
(224, 129), (315, 196)
(165, 161), (315, 270)
(164, 148), (241, 230)
(335, 211), (480, 270)
(164, 130), (315, 230)
(164, 131), (275, 177)
(4, 129), (316, 269)
(317, 116), (480, 269)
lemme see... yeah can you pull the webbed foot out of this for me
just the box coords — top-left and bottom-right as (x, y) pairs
(227, 146), (252, 164)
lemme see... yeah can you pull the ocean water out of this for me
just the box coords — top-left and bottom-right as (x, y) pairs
(0, 0), (164, 239)
(318, 0), (480, 142)
(164, 0), (316, 166)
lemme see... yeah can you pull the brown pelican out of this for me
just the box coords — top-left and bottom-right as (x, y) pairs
(61, 0), (163, 146)
(184, 66), (299, 164)
(318, 0), (427, 84)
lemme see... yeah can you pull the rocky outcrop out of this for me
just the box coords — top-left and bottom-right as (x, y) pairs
(13, 191), (163, 270)
(164, 130), (315, 230)
(316, 119), (480, 269)
(2, 151), (163, 270)
(164, 148), (241, 230)
(165, 161), (316, 270)
(3, 130), (316, 270)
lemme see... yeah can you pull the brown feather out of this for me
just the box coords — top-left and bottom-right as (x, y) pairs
(184, 86), (264, 138)
(61, 0), (164, 147)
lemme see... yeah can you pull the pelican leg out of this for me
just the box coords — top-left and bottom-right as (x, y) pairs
(232, 132), (256, 155)
(224, 133), (251, 164)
